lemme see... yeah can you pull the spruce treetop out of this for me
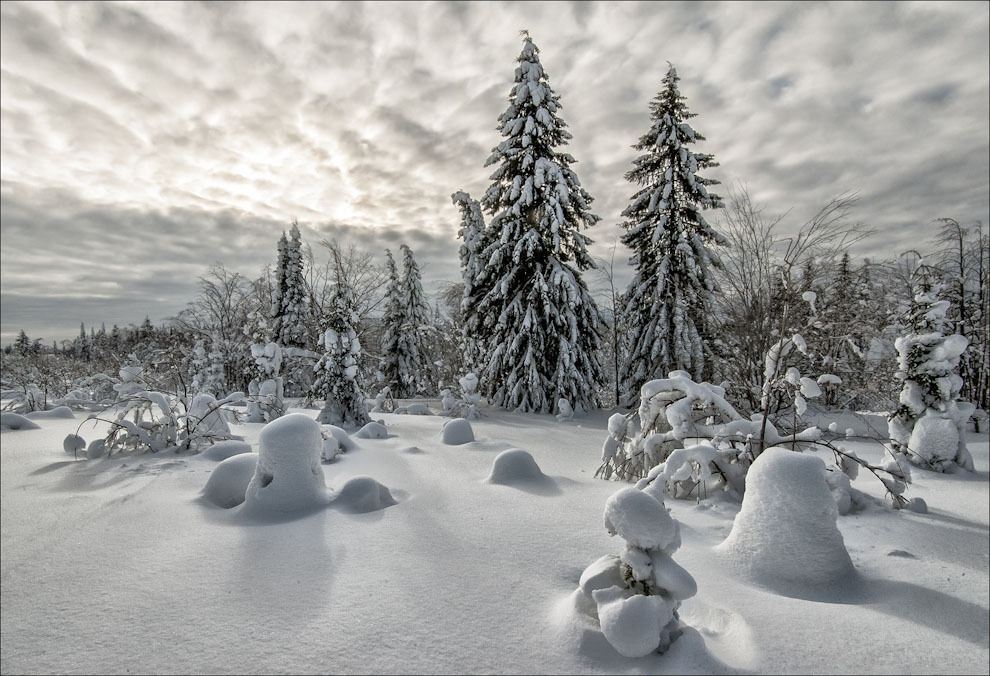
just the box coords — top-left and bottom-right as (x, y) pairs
(482, 33), (598, 270)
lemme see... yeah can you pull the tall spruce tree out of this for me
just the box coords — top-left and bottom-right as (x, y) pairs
(270, 231), (289, 342)
(478, 33), (605, 413)
(452, 191), (488, 371)
(397, 244), (434, 395)
(276, 222), (309, 348)
(379, 249), (406, 395)
(617, 64), (725, 406)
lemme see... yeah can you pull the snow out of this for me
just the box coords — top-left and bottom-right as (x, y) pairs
(241, 413), (330, 515)
(485, 448), (547, 485)
(592, 586), (675, 658)
(1, 405), (988, 674)
(909, 415), (959, 467)
(24, 406), (75, 420)
(202, 453), (258, 508)
(200, 439), (253, 462)
(0, 412), (40, 430)
(716, 447), (855, 596)
(354, 421), (388, 439)
(603, 486), (676, 551)
(441, 418), (474, 445)
(331, 475), (397, 514)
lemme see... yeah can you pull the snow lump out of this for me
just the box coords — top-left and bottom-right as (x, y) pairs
(242, 413), (329, 513)
(716, 447), (855, 594)
(441, 418), (474, 445)
(202, 453), (259, 508)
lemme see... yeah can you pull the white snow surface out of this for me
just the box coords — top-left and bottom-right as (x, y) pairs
(1, 403), (988, 674)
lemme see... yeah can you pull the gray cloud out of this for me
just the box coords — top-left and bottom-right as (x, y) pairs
(1, 0), (988, 342)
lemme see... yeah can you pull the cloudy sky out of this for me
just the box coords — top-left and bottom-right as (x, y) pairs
(1, 1), (988, 342)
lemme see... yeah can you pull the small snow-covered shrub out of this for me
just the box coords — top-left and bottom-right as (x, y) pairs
(440, 372), (482, 420)
(64, 388), (242, 458)
(556, 398), (574, 421)
(888, 271), (972, 472)
(577, 486), (696, 657)
(370, 386), (396, 413)
(245, 342), (285, 423)
(311, 293), (370, 429)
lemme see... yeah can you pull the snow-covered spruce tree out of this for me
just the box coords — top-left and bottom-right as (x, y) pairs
(889, 267), (972, 471)
(477, 33), (605, 413)
(379, 249), (406, 396)
(452, 191), (488, 371)
(270, 231), (289, 343)
(276, 222), (309, 349)
(203, 334), (227, 397)
(617, 64), (725, 407)
(188, 339), (209, 392)
(311, 288), (371, 429)
(397, 244), (435, 396)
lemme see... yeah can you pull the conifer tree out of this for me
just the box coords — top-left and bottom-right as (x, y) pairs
(14, 329), (30, 354)
(477, 32), (605, 413)
(276, 222), (309, 348)
(397, 244), (434, 396)
(312, 287), (371, 428)
(618, 64), (725, 406)
(379, 249), (405, 395)
(452, 191), (488, 371)
(270, 231), (289, 343)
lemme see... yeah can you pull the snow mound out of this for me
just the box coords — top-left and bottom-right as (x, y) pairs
(441, 418), (474, 445)
(86, 439), (107, 459)
(603, 487), (676, 551)
(200, 440), (253, 462)
(25, 406), (75, 420)
(355, 421), (388, 439)
(322, 424), (357, 451)
(592, 586), (675, 658)
(332, 476), (397, 514)
(486, 448), (546, 484)
(242, 413), (329, 513)
(202, 453), (259, 508)
(716, 447), (855, 593)
(0, 413), (40, 431)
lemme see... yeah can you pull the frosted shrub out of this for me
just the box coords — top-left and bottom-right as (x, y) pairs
(577, 486), (696, 657)
(889, 271), (973, 472)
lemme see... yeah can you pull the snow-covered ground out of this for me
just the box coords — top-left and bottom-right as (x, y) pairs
(1, 404), (987, 674)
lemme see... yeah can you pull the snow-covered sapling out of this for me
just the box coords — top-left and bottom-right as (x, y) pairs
(889, 270), (973, 472)
(577, 486), (696, 657)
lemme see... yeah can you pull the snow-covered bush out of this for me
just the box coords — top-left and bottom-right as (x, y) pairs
(440, 372), (482, 420)
(817, 374), (842, 407)
(556, 398), (574, 421)
(889, 273), (973, 472)
(577, 486), (696, 657)
(311, 292), (370, 429)
(601, 370), (914, 510)
(64, 386), (243, 458)
(245, 342), (285, 423)
(370, 386), (396, 413)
